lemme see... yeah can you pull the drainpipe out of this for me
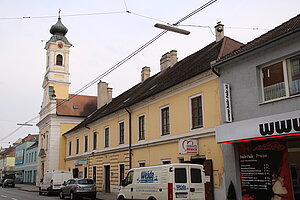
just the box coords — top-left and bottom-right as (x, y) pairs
(211, 61), (220, 77)
(125, 108), (132, 169)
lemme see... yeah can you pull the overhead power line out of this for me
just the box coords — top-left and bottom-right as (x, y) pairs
(0, 0), (217, 142)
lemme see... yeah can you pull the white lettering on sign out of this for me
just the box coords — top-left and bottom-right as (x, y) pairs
(179, 139), (198, 155)
(223, 83), (232, 123)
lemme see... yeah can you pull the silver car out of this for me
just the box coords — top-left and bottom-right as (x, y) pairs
(59, 178), (96, 200)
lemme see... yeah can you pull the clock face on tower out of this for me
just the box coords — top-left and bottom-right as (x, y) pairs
(57, 42), (63, 49)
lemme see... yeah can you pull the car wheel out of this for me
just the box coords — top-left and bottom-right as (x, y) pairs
(39, 188), (42, 195)
(70, 191), (77, 200)
(46, 187), (51, 196)
(117, 196), (125, 200)
(59, 190), (65, 199)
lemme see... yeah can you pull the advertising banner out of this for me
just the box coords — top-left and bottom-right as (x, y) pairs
(179, 139), (198, 155)
(238, 140), (293, 200)
(15, 149), (24, 165)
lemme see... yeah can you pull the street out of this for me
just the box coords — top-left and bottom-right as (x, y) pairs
(0, 187), (58, 200)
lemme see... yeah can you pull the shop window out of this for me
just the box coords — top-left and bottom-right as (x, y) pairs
(161, 106), (170, 136)
(138, 115), (145, 140)
(261, 54), (300, 101)
(119, 121), (124, 144)
(104, 127), (109, 148)
(56, 54), (63, 66)
(190, 95), (203, 129)
(84, 167), (88, 178)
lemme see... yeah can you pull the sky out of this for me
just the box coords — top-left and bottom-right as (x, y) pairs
(0, 0), (299, 148)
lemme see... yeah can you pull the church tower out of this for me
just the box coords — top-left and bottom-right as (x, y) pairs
(37, 16), (97, 183)
(41, 16), (72, 113)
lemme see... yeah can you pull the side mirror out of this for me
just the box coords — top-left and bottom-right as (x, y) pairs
(121, 179), (127, 187)
(63, 181), (67, 186)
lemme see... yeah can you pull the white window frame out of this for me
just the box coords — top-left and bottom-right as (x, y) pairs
(137, 114), (146, 141)
(189, 93), (204, 130)
(118, 121), (125, 145)
(260, 54), (300, 103)
(160, 105), (170, 136)
(104, 126), (110, 148)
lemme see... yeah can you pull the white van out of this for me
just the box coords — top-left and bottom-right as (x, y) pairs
(39, 171), (73, 195)
(118, 163), (206, 200)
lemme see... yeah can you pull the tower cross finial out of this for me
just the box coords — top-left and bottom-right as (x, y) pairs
(58, 9), (61, 18)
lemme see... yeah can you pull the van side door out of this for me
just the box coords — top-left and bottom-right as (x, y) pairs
(189, 167), (205, 200)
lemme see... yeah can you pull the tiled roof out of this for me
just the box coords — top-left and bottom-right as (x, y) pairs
(216, 14), (300, 65)
(64, 37), (243, 135)
(56, 94), (97, 117)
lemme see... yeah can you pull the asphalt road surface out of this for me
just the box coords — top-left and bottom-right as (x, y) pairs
(0, 187), (58, 200)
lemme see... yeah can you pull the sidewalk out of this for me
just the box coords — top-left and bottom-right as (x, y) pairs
(15, 184), (117, 200)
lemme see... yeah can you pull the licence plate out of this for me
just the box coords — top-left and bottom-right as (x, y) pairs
(175, 193), (188, 198)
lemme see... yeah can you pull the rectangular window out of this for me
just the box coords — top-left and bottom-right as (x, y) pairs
(191, 168), (202, 183)
(84, 135), (88, 152)
(138, 161), (146, 167)
(161, 106), (170, 135)
(191, 95), (203, 129)
(138, 115), (145, 140)
(161, 159), (171, 165)
(119, 122), (124, 144)
(93, 166), (97, 183)
(175, 168), (187, 183)
(119, 164), (125, 185)
(104, 127), (109, 148)
(261, 54), (300, 101)
(68, 141), (72, 156)
(93, 132), (97, 150)
(76, 138), (79, 154)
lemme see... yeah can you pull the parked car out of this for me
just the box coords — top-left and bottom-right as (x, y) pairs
(2, 179), (15, 188)
(39, 171), (73, 195)
(59, 178), (96, 200)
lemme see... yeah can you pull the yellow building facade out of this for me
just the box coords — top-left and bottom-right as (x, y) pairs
(63, 33), (243, 199)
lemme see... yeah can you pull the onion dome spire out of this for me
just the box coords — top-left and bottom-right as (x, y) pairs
(50, 17), (68, 36)
(47, 10), (72, 46)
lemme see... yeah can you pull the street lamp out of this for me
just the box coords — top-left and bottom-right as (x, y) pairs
(154, 23), (190, 35)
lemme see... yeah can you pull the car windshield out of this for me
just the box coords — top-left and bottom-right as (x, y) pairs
(78, 179), (94, 184)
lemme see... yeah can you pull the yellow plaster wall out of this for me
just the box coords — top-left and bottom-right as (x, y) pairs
(52, 84), (69, 99)
(6, 157), (15, 167)
(59, 123), (81, 170)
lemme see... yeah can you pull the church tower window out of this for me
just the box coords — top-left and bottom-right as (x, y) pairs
(56, 54), (63, 66)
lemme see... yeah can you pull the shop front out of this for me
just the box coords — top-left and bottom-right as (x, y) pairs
(216, 110), (300, 200)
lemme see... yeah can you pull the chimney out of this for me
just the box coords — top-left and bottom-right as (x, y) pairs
(141, 66), (151, 82)
(160, 50), (178, 71)
(215, 22), (224, 42)
(97, 81), (113, 109)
